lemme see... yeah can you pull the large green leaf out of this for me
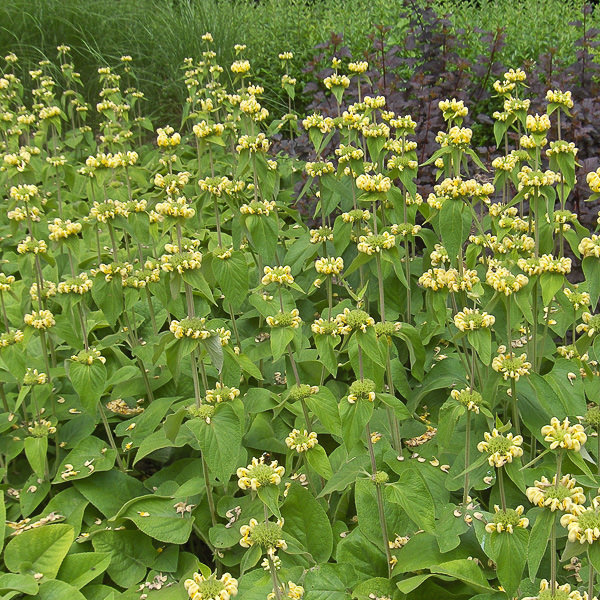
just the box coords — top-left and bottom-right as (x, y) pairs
(270, 326), (295, 361)
(431, 559), (492, 593)
(67, 360), (107, 412)
(583, 257), (600, 307)
(0, 573), (39, 595)
(246, 214), (278, 262)
(387, 465), (436, 532)
(74, 470), (147, 517)
(305, 386), (342, 437)
(24, 436), (47, 478)
(281, 483), (333, 563)
(305, 444), (333, 479)
(303, 564), (352, 600)
(440, 200), (471, 267)
(52, 437), (116, 484)
(56, 552), (111, 589)
(335, 529), (387, 579)
(113, 495), (193, 544)
(395, 323), (426, 380)
(0, 492), (5, 553)
(355, 478), (409, 550)
(339, 399), (373, 450)
(528, 509), (555, 581)
(488, 528), (528, 596)
(318, 453), (370, 497)
(38, 580), (86, 600)
(355, 328), (384, 368)
(91, 277), (123, 327)
(91, 530), (155, 588)
(4, 524), (74, 579)
(212, 250), (248, 310)
(184, 403), (242, 482)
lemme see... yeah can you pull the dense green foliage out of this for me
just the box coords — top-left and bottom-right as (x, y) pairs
(4, 9), (600, 600)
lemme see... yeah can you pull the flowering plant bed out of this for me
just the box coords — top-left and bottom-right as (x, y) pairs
(1, 38), (600, 600)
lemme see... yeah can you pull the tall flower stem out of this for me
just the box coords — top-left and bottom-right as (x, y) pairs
(202, 455), (217, 528)
(385, 344), (402, 452)
(67, 248), (89, 351)
(550, 451), (564, 597)
(267, 556), (282, 600)
(551, 517), (557, 597)
(359, 343), (392, 577)
(99, 404), (126, 472)
(463, 410), (471, 505)
(497, 467), (507, 511)
(375, 253), (385, 321)
(0, 290), (9, 330)
(589, 547), (596, 600)
(367, 423), (393, 578)
(510, 379), (519, 435)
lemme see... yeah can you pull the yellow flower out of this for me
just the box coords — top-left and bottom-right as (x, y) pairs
(335, 308), (375, 335)
(579, 234), (600, 258)
(315, 257), (343, 275)
(311, 317), (340, 337)
(526, 113), (551, 133)
(155, 196), (196, 219)
(285, 429), (318, 453)
(205, 383), (240, 404)
(156, 126), (181, 147)
(237, 456), (285, 491)
(236, 133), (270, 153)
(24, 309), (55, 330)
(184, 571), (238, 600)
(23, 368), (48, 386)
(0, 330), (24, 347)
(169, 317), (212, 340)
(58, 273), (93, 295)
(454, 308), (495, 331)
(266, 309), (302, 329)
(302, 113), (335, 134)
(541, 417), (587, 451)
(48, 218), (81, 241)
(347, 379), (376, 404)
(305, 161), (335, 177)
(357, 231), (396, 255)
(17, 236), (47, 255)
(323, 73), (350, 90)
(71, 348), (106, 365)
(486, 265), (528, 295)
(484, 505), (529, 533)
(561, 496), (600, 544)
(436, 126), (472, 148)
(418, 267), (479, 293)
(348, 61), (368, 74)
(262, 265), (294, 286)
(231, 60), (250, 74)
(240, 199), (276, 216)
(564, 285), (591, 310)
(504, 68), (527, 83)
(526, 474), (586, 513)
(341, 209), (370, 223)
(356, 173), (392, 193)
(492, 352), (531, 381)
(239, 517), (287, 553)
(450, 388), (482, 414)
(438, 98), (468, 120)
(522, 578), (588, 600)
(577, 312), (600, 337)
(477, 429), (523, 467)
